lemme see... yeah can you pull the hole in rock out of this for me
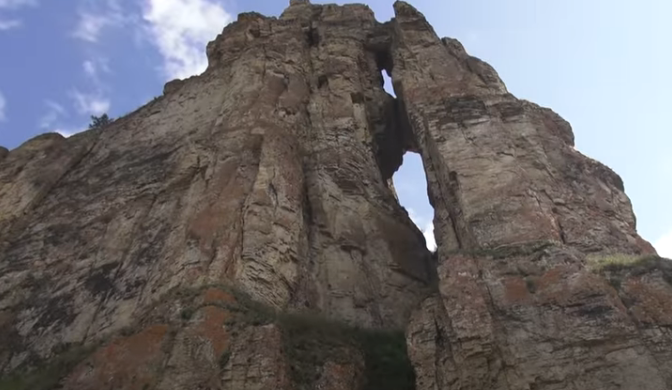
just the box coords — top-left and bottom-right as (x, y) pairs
(381, 69), (394, 96)
(377, 69), (436, 252)
(393, 152), (437, 252)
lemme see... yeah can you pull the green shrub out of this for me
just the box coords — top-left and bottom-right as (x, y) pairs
(272, 311), (414, 390)
(357, 328), (415, 390)
(88, 114), (114, 129)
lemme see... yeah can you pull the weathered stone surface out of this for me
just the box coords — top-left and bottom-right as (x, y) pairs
(0, 131), (98, 240)
(390, 2), (651, 256)
(391, 2), (669, 389)
(155, 289), (235, 390)
(0, 146), (8, 161)
(408, 251), (672, 390)
(0, 2), (433, 377)
(314, 349), (365, 390)
(64, 325), (171, 390)
(220, 324), (291, 390)
(596, 257), (672, 382)
(0, 1), (668, 389)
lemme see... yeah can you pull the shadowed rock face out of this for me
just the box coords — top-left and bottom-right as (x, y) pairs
(0, 1), (668, 389)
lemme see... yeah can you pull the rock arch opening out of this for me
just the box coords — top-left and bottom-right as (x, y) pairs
(381, 68), (395, 97)
(393, 152), (436, 252)
(375, 69), (436, 252)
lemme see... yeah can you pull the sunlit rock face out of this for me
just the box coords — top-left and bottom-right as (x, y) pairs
(0, 1), (668, 389)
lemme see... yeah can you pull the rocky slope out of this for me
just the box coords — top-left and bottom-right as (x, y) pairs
(0, 1), (669, 389)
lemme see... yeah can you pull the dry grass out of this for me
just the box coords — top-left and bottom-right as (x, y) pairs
(586, 253), (672, 290)
(585, 253), (654, 272)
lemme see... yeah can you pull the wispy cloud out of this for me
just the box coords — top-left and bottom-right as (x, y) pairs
(39, 100), (68, 129)
(0, 90), (6, 122)
(73, 0), (128, 43)
(72, 0), (232, 79)
(0, 18), (21, 30)
(37, 100), (87, 138)
(71, 3), (118, 121)
(70, 89), (110, 116)
(82, 58), (111, 82)
(0, 0), (37, 9)
(655, 230), (672, 259)
(0, 0), (37, 30)
(83, 60), (96, 78)
(141, 0), (233, 80)
(73, 12), (122, 42)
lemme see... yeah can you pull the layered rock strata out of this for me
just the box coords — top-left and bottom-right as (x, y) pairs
(0, 1), (668, 389)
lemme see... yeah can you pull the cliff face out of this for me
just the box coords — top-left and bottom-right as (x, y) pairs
(0, 1), (669, 390)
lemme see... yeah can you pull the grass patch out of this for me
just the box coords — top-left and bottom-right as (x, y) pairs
(586, 253), (672, 288)
(277, 312), (415, 390)
(586, 253), (659, 272)
(199, 285), (416, 390)
(278, 312), (356, 388)
(0, 344), (95, 390)
(357, 328), (415, 390)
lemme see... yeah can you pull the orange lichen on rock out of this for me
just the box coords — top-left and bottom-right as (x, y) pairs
(64, 325), (170, 390)
(202, 287), (236, 306)
(623, 277), (672, 326)
(502, 276), (531, 304)
(194, 305), (231, 358)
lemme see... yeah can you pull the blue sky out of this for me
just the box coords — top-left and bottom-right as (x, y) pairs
(0, 0), (670, 256)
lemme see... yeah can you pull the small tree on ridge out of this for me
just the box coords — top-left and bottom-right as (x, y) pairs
(89, 114), (113, 129)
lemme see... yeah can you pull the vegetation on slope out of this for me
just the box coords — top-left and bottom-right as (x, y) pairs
(0, 283), (416, 390)
(586, 253), (672, 289)
(216, 285), (416, 390)
(0, 344), (95, 390)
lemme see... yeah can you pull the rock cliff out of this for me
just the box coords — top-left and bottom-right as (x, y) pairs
(0, 1), (669, 390)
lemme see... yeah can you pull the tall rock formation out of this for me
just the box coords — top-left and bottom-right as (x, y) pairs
(0, 1), (670, 390)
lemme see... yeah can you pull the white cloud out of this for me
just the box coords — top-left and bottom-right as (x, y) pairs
(0, 90), (6, 122)
(654, 230), (672, 259)
(39, 100), (68, 129)
(52, 127), (85, 138)
(70, 90), (110, 116)
(51, 123), (87, 138)
(142, 0), (233, 80)
(407, 207), (437, 251)
(423, 222), (437, 252)
(55, 129), (73, 137)
(0, 18), (21, 30)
